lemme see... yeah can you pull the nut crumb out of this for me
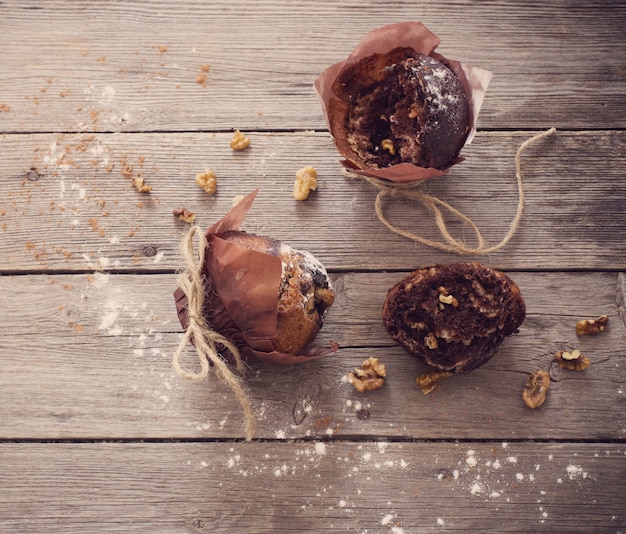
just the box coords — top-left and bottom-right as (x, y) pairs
(195, 169), (217, 194)
(347, 357), (386, 393)
(133, 177), (152, 193)
(438, 286), (459, 307)
(408, 103), (420, 119)
(424, 332), (438, 350)
(381, 138), (395, 155)
(232, 195), (245, 206)
(173, 207), (196, 223)
(522, 370), (550, 409)
(554, 350), (590, 371)
(230, 129), (250, 151)
(576, 315), (608, 336)
(416, 369), (452, 395)
(293, 166), (317, 201)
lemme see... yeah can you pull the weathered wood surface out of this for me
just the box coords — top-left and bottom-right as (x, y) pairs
(1, 442), (624, 533)
(0, 271), (624, 441)
(1, 0), (625, 532)
(2, 130), (626, 272)
(1, 1), (625, 132)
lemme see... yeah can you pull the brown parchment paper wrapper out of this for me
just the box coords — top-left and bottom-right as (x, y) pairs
(174, 190), (338, 365)
(314, 22), (493, 183)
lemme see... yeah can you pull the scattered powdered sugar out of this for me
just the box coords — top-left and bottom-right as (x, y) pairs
(432, 444), (599, 518)
(98, 311), (119, 331)
(470, 482), (483, 495)
(314, 442), (327, 456)
(381, 513), (394, 526)
(566, 464), (588, 480)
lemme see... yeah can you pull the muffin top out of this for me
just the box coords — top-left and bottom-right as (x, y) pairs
(336, 48), (470, 169)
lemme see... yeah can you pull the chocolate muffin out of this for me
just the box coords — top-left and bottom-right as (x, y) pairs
(334, 47), (470, 170)
(214, 230), (335, 355)
(382, 263), (525, 373)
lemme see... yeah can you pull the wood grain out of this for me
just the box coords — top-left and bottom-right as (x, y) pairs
(1, 1), (625, 532)
(1, 130), (625, 272)
(0, 442), (624, 533)
(0, 1), (625, 133)
(1, 271), (623, 441)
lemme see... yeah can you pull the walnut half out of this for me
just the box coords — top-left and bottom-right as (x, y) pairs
(522, 370), (550, 409)
(230, 129), (251, 151)
(293, 166), (317, 201)
(576, 315), (609, 336)
(195, 169), (217, 195)
(554, 349), (590, 371)
(347, 357), (386, 393)
(173, 207), (196, 223)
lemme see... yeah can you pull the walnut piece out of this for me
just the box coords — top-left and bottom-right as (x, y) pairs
(522, 370), (550, 409)
(424, 332), (438, 350)
(133, 177), (152, 193)
(438, 286), (459, 308)
(230, 129), (251, 151)
(173, 207), (196, 223)
(293, 166), (318, 201)
(576, 315), (609, 336)
(416, 369), (452, 395)
(195, 169), (217, 195)
(381, 138), (395, 155)
(347, 357), (386, 393)
(554, 349), (590, 371)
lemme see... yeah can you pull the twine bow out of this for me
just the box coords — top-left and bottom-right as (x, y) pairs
(172, 225), (256, 441)
(358, 127), (557, 254)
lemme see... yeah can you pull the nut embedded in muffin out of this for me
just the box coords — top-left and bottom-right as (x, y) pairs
(382, 263), (525, 373)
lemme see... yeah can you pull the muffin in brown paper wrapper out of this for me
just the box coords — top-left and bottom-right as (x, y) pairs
(174, 190), (338, 365)
(314, 22), (493, 183)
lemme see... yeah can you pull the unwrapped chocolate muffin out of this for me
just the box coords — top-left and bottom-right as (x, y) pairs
(383, 263), (525, 373)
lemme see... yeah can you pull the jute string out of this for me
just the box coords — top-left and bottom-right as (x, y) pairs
(172, 225), (256, 441)
(357, 127), (557, 254)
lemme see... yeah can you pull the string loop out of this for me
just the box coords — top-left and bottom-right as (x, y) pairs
(357, 128), (556, 254)
(172, 225), (256, 441)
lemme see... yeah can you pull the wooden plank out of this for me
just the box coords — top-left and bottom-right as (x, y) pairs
(0, 441), (624, 533)
(0, 1), (625, 133)
(1, 130), (625, 272)
(1, 271), (623, 441)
